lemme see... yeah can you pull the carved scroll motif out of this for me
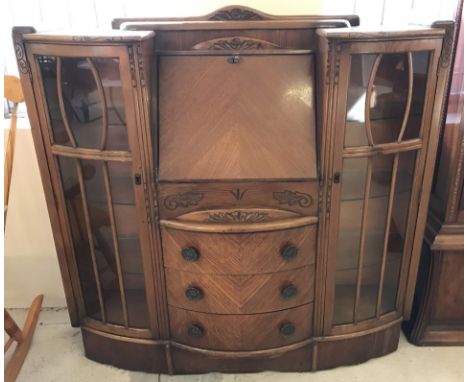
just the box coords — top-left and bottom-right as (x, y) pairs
(163, 192), (204, 210)
(272, 190), (313, 208)
(206, 211), (267, 223)
(192, 37), (279, 50)
(208, 8), (264, 21)
(14, 43), (30, 75)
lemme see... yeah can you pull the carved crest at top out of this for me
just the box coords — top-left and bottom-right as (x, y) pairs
(209, 7), (264, 21)
(192, 37), (279, 50)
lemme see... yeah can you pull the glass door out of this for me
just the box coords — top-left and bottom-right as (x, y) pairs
(327, 42), (441, 333)
(29, 45), (153, 335)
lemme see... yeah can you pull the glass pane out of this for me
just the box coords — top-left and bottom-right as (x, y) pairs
(370, 53), (409, 144)
(108, 161), (148, 328)
(57, 157), (149, 328)
(39, 56), (69, 145)
(94, 59), (129, 150)
(403, 51), (430, 140)
(381, 150), (417, 314)
(57, 156), (101, 320)
(38, 56), (129, 151)
(333, 151), (418, 325)
(345, 54), (376, 147)
(344, 52), (430, 147)
(333, 157), (367, 325)
(357, 155), (392, 321)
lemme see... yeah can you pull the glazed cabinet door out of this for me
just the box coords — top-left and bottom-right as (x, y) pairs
(23, 40), (158, 338)
(323, 37), (444, 334)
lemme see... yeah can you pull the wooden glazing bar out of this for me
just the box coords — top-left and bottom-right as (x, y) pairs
(86, 58), (109, 150)
(342, 138), (422, 157)
(375, 154), (400, 318)
(102, 161), (129, 328)
(51, 145), (132, 162)
(398, 52), (414, 142)
(56, 57), (77, 147)
(4, 337), (15, 353)
(353, 157), (373, 323)
(75, 159), (107, 323)
(364, 54), (382, 147)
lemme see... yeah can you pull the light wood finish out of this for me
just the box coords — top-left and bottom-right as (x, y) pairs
(13, 5), (453, 374)
(162, 225), (316, 275)
(166, 266), (314, 314)
(4, 296), (44, 382)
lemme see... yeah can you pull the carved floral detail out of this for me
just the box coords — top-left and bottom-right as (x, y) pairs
(272, 190), (313, 208)
(206, 211), (267, 223)
(229, 188), (249, 200)
(164, 192), (204, 210)
(193, 37), (279, 50)
(209, 8), (263, 21)
(14, 42), (30, 75)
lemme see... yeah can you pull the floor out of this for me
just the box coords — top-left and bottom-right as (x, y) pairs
(5, 308), (464, 382)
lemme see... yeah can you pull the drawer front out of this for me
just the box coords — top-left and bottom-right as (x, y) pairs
(166, 266), (314, 314)
(169, 303), (313, 351)
(158, 181), (318, 219)
(162, 225), (316, 275)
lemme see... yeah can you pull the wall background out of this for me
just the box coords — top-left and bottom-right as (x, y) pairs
(3, 0), (458, 308)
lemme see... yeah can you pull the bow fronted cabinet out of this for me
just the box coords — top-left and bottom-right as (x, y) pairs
(13, 6), (455, 374)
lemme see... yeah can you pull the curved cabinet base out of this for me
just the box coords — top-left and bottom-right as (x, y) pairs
(81, 320), (401, 373)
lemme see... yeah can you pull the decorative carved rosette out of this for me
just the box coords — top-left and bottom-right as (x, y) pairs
(209, 8), (263, 21)
(206, 211), (267, 223)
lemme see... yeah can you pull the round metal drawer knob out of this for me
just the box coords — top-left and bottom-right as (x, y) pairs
(188, 324), (204, 339)
(181, 247), (199, 262)
(185, 286), (203, 301)
(281, 245), (298, 261)
(281, 284), (298, 299)
(279, 322), (296, 337)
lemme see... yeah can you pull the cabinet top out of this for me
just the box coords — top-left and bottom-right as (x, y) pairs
(16, 28), (155, 44)
(317, 24), (447, 41)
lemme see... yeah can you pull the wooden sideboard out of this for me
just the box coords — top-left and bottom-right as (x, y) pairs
(13, 6), (454, 374)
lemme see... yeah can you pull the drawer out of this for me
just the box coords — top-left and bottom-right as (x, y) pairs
(169, 303), (313, 351)
(166, 266), (314, 314)
(162, 225), (316, 275)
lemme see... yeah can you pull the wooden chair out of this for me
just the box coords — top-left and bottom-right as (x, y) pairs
(4, 75), (44, 382)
